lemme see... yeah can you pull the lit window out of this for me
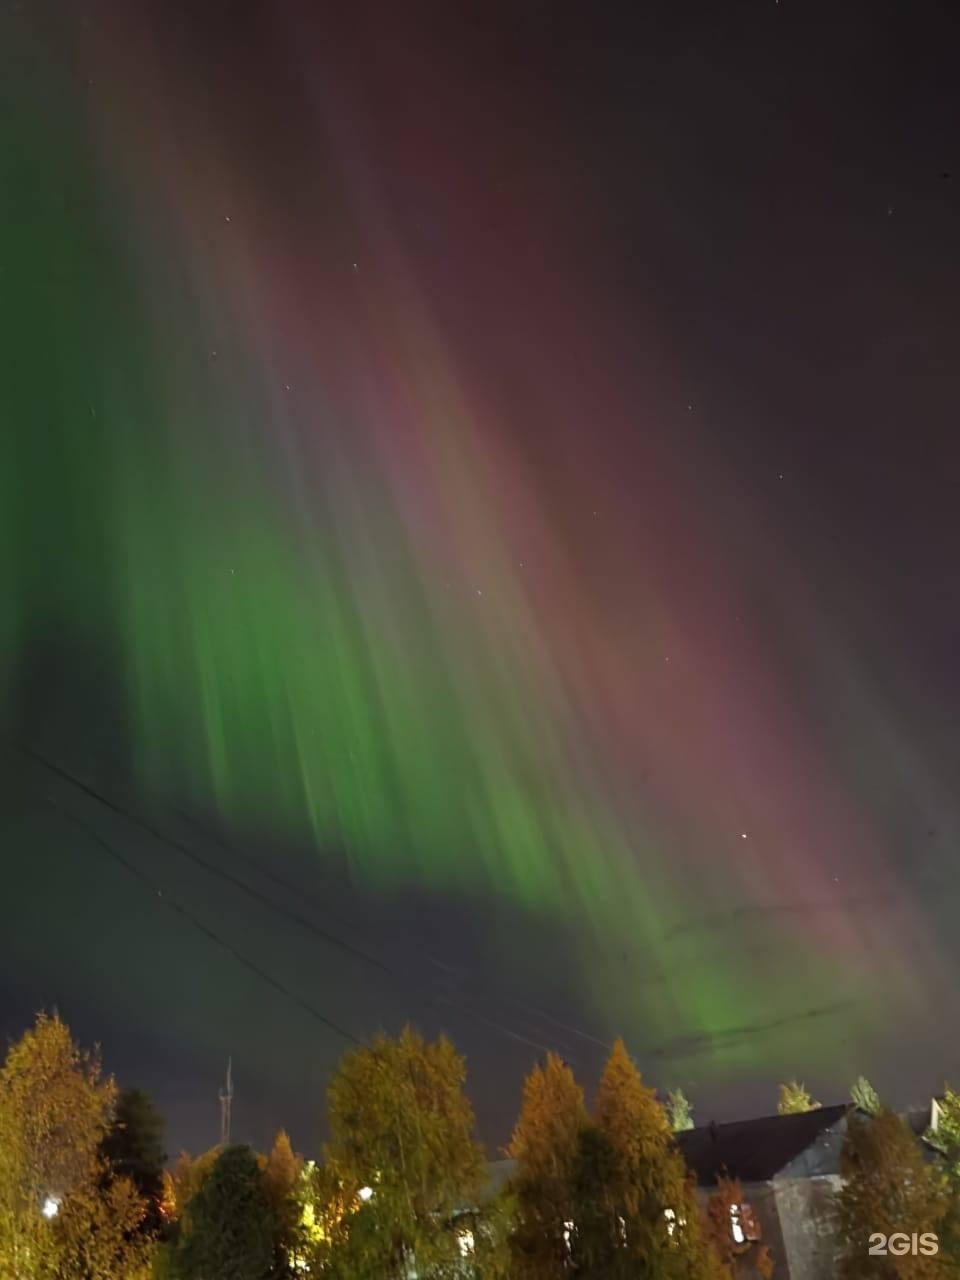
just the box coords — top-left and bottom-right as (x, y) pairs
(456, 1227), (475, 1257)
(729, 1204), (745, 1245)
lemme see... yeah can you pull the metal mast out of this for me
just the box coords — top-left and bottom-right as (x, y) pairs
(219, 1057), (233, 1145)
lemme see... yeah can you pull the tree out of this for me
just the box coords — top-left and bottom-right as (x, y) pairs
(472, 1184), (519, 1280)
(928, 1086), (960, 1180)
(590, 1038), (723, 1279)
(261, 1130), (305, 1274)
(570, 1123), (622, 1278)
(100, 1087), (167, 1236)
(172, 1144), (277, 1280)
(0, 1012), (150, 1279)
(170, 1146), (221, 1214)
(922, 1087), (960, 1263)
(704, 1174), (773, 1279)
(262, 1131), (302, 1212)
(320, 1027), (486, 1279)
(850, 1076), (881, 1115)
(507, 1051), (587, 1278)
(667, 1089), (695, 1133)
(55, 1174), (152, 1280)
(776, 1080), (820, 1114)
(835, 1108), (953, 1278)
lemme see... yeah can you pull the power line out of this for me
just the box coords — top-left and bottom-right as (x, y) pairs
(26, 747), (391, 976)
(49, 796), (364, 1046)
(174, 804), (613, 1055)
(27, 747), (595, 1060)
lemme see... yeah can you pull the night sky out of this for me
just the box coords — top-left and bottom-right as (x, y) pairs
(3, 0), (960, 1161)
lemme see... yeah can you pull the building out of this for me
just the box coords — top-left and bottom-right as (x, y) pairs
(479, 1100), (945, 1278)
(676, 1105), (852, 1280)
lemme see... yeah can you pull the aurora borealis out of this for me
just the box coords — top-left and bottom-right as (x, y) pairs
(4, 0), (960, 1152)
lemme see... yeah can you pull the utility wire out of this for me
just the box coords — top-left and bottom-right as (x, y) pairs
(27, 746), (587, 1060)
(175, 803), (613, 1054)
(49, 796), (364, 1046)
(26, 746), (390, 975)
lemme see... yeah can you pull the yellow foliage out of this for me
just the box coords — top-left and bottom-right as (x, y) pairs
(507, 1051), (586, 1179)
(263, 1128), (303, 1212)
(0, 1012), (151, 1279)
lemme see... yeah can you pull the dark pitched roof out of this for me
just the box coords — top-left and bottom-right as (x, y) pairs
(675, 1104), (850, 1186)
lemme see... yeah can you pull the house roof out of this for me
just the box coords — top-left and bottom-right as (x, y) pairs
(675, 1104), (850, 1186)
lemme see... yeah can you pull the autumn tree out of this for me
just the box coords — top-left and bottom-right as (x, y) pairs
(171, 1144), (277, 1280)
(850, 1076), (881, 1115)
(507, 1051), (587, 1278)
(570, 1123), (622, 1277)
(704, 1174), (773, 1279)
(54, 1175), (152, 1280)
(261, 1130), (305, 1274)
(100, 1087), (167, 1236)
(320, 1027), (486, 1279)
(170, 1146), (221, 1213)
(589, 1038), (723, 1279)
(668, 1089), (695, 1133)
(776, 1080), (820, 1114)
(151, 1145), (224, 1278)
(835, 1108), (953, 1279)
(472, 1184), (520, 1280)
(0, 1012), (150, 1279)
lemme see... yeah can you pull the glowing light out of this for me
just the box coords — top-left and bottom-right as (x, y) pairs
(730, 1204), (745, 1245)
(456, 1226), (475, 1256)
(664, 1207), (686, 1238)
(357, 1186), (373, 1202)
(42, 1196), (60, 1219)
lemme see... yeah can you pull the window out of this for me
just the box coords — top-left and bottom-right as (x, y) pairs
(563, 1219), (576, 1257)
(456, 1227), (475, 1257)
(664, 1207), (686, 1238)
(729, 1204), (745, 1245)
(730, 1202), (761, 1244)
